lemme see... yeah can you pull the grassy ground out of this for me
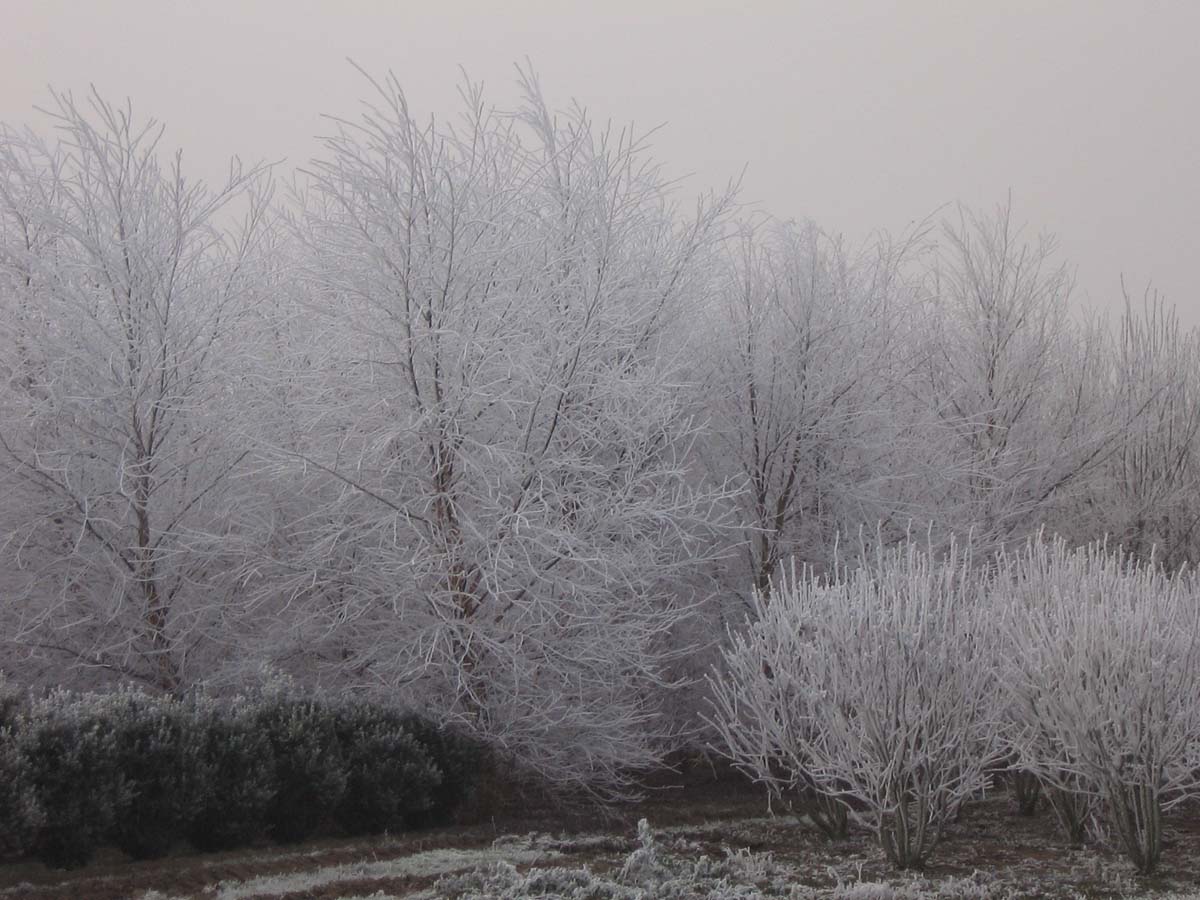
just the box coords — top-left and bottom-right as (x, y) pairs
(4, 778), (1200, 899)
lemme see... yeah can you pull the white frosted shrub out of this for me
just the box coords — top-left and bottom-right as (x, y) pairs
(710, 540), (1001, 869)
(705, 559), (849, 840)
(998, 537), (1200, 873)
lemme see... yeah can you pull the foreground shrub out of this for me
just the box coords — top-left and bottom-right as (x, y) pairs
(332, 702), (440, 835)
(399, 713), (490, 826)
(710, 541), (1001, 869)
(704, 568), (851, 840)
(999, 537), (1200, 874)
(0, 727), (43, 858)
(254, 687), (346, 843)
(183, 695), (277, 852)
(19, 691), (123, 869)
(95, 689), (191, 859)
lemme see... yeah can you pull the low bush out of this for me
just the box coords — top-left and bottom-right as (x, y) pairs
(18, 691), (124, 869)
(708, 541), (1002, 870)
(0, 677), (500, 861)
(1045, 778), (1100, 845)
(0, 727), (42, 858)
(182, 695), (278, 852)
(254, 685), (346, 843)
(97, 689), (189, 859)
(999, 538), (1200, 874)
(331, 702), (440, 835)
(399, 712), (490, 826)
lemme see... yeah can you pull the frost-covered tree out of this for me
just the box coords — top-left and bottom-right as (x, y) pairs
(257, 68), (736, 797)
(1089, 294), (1200, 569)
(709, 539), (1001, 869)
(697, 219), (927, 598)
(0, 90), (272, 691)
(917, 201), (1117, 552)
(998, 536), (1200, 874)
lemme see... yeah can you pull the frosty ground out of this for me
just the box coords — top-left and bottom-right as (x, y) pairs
(5, 780), (1200, 900)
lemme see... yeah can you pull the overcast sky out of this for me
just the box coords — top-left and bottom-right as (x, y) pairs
(2, 0), (1197, 327)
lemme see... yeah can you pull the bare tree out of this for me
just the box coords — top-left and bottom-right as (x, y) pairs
(917, 200), (1117, 552)
(0, 90), (271, 692)
(698, 218), (927, 599)
(1090, 292), (1200, 568)
(259, 67), (735, 797)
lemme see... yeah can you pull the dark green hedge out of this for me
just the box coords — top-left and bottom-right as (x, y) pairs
(183, 695), (278, 852)
(332, 702), (440, 835)
(18, 691), (123, 869)
(0, 682), (480, 868)
(398, 712), (490, 827)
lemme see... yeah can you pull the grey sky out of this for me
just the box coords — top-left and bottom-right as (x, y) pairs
(2, 0), (1197, 327)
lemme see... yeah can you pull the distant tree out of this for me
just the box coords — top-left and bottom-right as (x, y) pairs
(916, 200), (1118, 552)
(697, 217), (926, 597)
(1089, 291), (1200, 568)
(0, 90), (271, 691)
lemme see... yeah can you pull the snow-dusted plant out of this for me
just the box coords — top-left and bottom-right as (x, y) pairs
(997, 536), (1200, 873)
(696, 217), (926, 596)
(705, 560), (849, 840)
(995, 695), (1099, 842)
(1043, 776), (1102, 846)
(913, 201), (1133, 559)
(438, 818), (779, 899)
(0, 725), (42, 858)
(181, 693), (277, 853)
(95, 687), (190, 859)
(996, 712), (1104, 842)
(251, 677), (347, 843)
(330, 701), (440, 834)
(710, 539), (1002, 869)
(1091, 295), (1200, 570)
(17, 689), (126, 868)
(397, 712), (489, 827)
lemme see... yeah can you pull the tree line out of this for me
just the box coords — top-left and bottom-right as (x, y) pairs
(1, 70), (1197, 800)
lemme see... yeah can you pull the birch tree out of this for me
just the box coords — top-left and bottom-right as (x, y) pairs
(0, 90), (271, 692)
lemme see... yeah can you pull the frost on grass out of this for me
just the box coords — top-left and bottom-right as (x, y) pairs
(437, 818), (791, 900)
(432, 819), (1036, 900)
(115, 816), (1176, 900)
(200, 844), (560, 899)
